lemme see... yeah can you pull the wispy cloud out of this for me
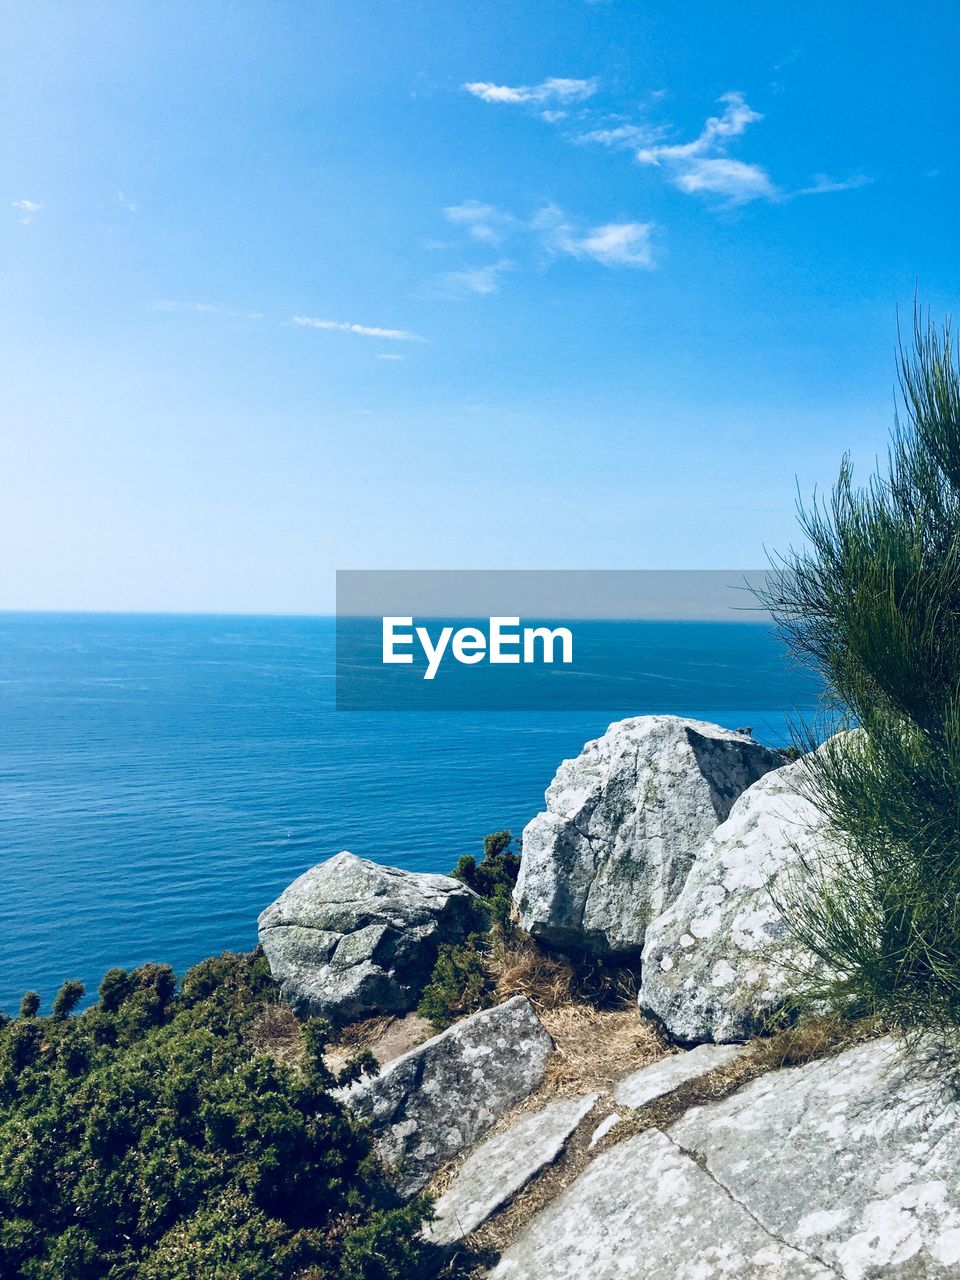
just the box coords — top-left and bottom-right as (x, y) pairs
(153, 300), (263, 320)
(464, 76), (598, 107)
(292, 316), (425, 341)
(12, 198), (43, 225)
(436, 202), (657, 292)
(626, 91), (778, 204)
(443, 200), (517, 244)
(797, 172), (873, 196)
(375, 353), (405, 360)
(117, 190), (139, 213)
(434, 259), (513, 298)
(534, 206), (656, 267)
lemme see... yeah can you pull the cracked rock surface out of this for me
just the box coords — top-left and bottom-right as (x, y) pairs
(490, 1037), (960, 1278)
(514, 716), (782, 957)
(639, 751), (841, 1043)
(669, 1036), (960, 1277)
(258, 851), (482, 1024)
(338, 996), (554, 1198)
(489, 1127), (833, 1278)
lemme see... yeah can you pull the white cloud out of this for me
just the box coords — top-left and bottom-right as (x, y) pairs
(577, 122), (663, 148)
(434, 260), (513, 297)
(375, 353), (405, 360)
(292, 315), (425, 341)
(629, 91), (777, 204)
(674, 157), (778, 202)
(534, 206), (656, 267)
(464, 76), (598, 106)
(443, 200), (516, 244)
(797, 172), (873, 196)
(117, 190), (139, 213)
(12, 198), (43, 225)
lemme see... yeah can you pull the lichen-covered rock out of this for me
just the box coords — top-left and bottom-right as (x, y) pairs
(257, 851), (483, 1024)
(339, 996), (554, 1198)
(489, 1127), (832, 1279)
(669, 1036), (960, 1276)
(613, 1043), (747, 1110)
(514, 716), (782, 956)
(639, 754), (838, 1043)
(425, 1093), (598, 1248)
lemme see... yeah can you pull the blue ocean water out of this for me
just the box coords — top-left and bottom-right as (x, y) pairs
(0, 613), (819, 1013)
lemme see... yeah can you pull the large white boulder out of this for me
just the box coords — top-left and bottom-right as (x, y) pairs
(639, 753), (837, 1043)
(514, 717), (782, 956)
(257, 851), (483, 1025)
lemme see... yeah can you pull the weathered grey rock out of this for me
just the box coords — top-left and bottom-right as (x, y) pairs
(257, 851), (482, 1024)
(613, 1042), (747, 1110)
(514, 716), (782, 956)
(640, 754), (839, 1043)
(588, 1112), (622, 1149)
(488, 1127), (832, 1278)
(340, 996), (554, 1198)
(425, 1093), (598, 1248)
(669, 1036), (960, 1277)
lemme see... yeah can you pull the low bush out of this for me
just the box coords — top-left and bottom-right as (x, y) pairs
(0, 951), (430, 1280)
(451, 829), (521, 924)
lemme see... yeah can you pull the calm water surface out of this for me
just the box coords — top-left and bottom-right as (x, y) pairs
(0, 613), (817, 1011)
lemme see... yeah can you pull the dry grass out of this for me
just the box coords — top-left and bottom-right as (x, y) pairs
(244, 999), (305, 1068)
(539, 1002), (666, 1095)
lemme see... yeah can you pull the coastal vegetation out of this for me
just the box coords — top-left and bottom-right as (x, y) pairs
(765, 314), (960, 1037)
(0, 952), (428, 1280)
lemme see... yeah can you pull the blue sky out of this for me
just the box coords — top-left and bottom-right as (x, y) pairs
(2, 1), (957, 613)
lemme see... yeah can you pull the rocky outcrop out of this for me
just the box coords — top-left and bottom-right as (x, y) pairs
(257, 851), (482, 1024)
(490, 1037), (960, 1278)
(613, 1042), (747, 1110)
(339, 996), (554, 1198)
(489, 1126), (831, 1278)
(425, 1093), (598, 1249)
(669, 1036), (960, 1277)
(514, 717), (782, 957)
(639, 754), (837, 1043)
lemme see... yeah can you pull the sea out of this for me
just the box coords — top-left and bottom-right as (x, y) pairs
(0, 612), (821, 1013)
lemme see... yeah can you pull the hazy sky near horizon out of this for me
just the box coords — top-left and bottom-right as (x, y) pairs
(2, 1), (958, 613)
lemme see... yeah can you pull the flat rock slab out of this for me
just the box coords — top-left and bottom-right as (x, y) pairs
(340, 996), (554, 1199)
(613, 1043), (747, 1110)
(425, 1093), (599, 1248)
(670, 1036), (960, 1277)
(488, 1127), (832, 1278)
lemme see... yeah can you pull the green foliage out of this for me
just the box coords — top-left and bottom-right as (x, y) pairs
(417, 830), (523, 1028)
(763, 313), (960, 1035)
(452, 829), (521, 924)
(0, 950), (429, 1280)
(417, 934), (495, 1029)
(51, 979), (85, 1020)
(18, 992), (40, 1019)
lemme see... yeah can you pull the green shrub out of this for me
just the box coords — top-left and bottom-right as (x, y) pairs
(417, 933), (494, 1029)
(763, 313), (960, 1036)
(452, 829), (521, 924)
(17, 991), (40, 1019)
(0, 950), (430, 1279)
(51, 979), (85, 1020)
